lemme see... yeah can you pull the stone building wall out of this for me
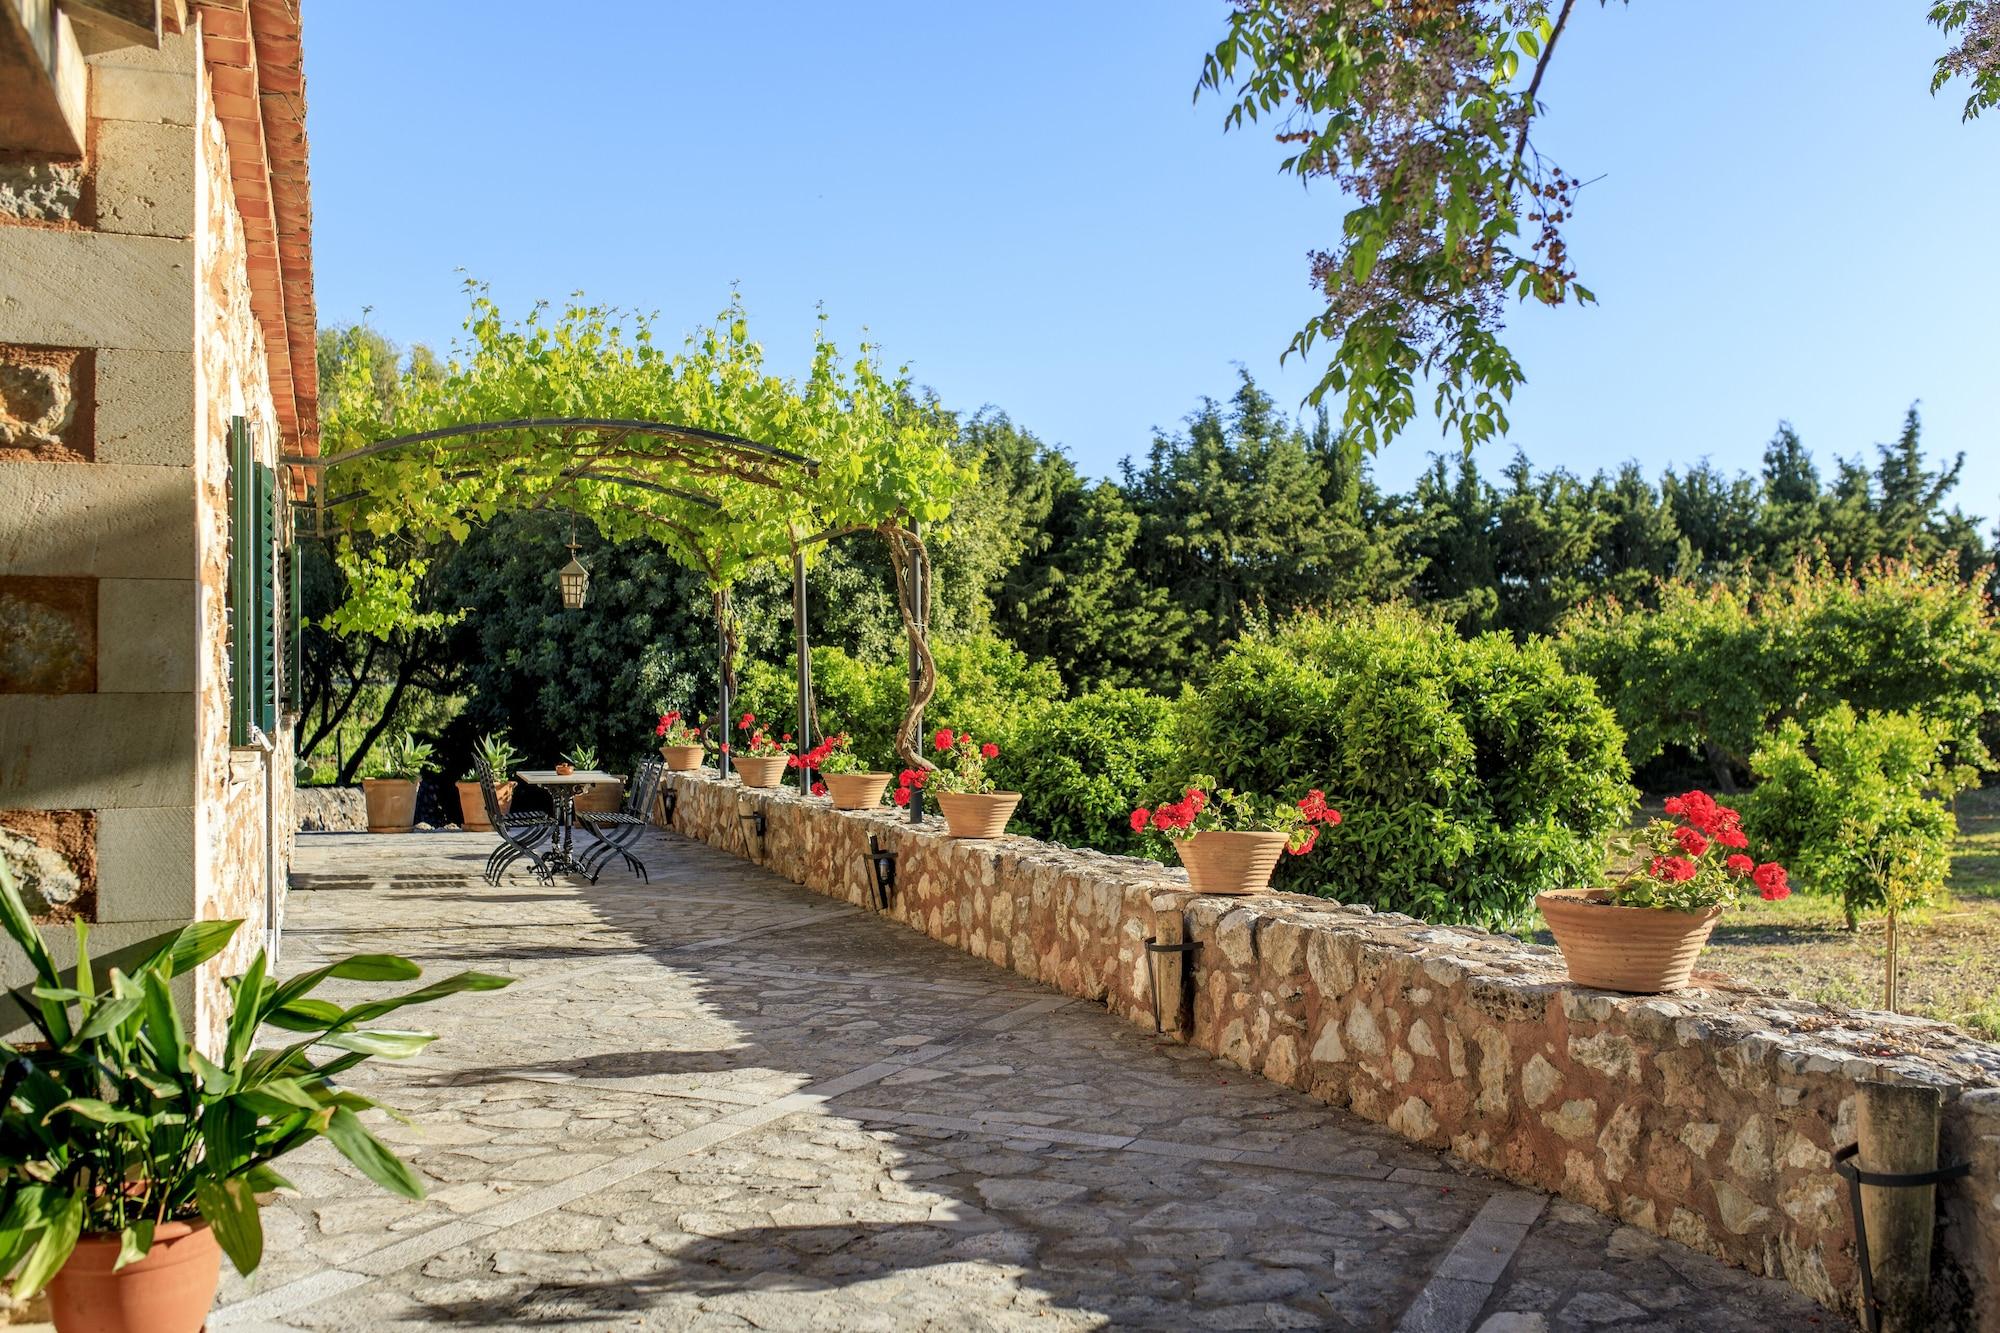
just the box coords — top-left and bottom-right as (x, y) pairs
(664, 771), (2000, 1329)
(0, 16), (297, 1053)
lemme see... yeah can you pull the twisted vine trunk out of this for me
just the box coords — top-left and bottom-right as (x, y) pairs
(881, 522), (937, 770)
(713, 585), (740, 721)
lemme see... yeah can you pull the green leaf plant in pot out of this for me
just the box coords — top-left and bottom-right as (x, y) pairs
(1538, 790), (1791, 993)
(361, 731), (433, 834)
(0, 859), (512, 1333)
(457, 731), (521, 832)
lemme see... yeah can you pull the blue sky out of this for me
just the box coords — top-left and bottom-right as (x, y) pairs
(305, 2), (1999, 514)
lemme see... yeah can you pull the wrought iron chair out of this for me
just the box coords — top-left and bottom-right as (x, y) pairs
(477, 758), (555, 885)
(577, 756), (665, 883)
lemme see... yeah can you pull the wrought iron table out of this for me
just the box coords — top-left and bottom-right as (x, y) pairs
(514, 769), (620, 877)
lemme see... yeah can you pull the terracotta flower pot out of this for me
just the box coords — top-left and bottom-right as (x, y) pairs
(47, 1220), (221, 1333)
(823, 772), (892, 810)
(933, 790), (1021, 839)
(1537, 888), (1724, 994)
(360, 778), (419, 833)
(1173, 829), (1290, 895)
(455, 779), (512, 832)
(659, 744), (705, 772)
(554, 763), (574, 776)
(573, 778), (624, 814)
(734, 755), (789, 789)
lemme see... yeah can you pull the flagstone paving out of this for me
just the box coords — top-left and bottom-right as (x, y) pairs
(205, 830), (1848, 1331)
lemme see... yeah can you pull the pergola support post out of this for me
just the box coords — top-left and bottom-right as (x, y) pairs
(715, 590), (733, 781)
(792, 548), (814, 794)
(905, 518), (925, 825)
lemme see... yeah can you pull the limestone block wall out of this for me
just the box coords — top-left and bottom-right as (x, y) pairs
(0, 20), (294, 1052)
(663, 771), (2000, 1329)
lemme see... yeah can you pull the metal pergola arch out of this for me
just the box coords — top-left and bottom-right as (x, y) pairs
(290, 417), (929, 801)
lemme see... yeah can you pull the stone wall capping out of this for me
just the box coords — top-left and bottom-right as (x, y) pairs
(662, 770), (2000, 1328)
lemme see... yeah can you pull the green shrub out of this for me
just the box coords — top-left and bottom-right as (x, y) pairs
(1744, 704), (1970, 924)
(1561, 555), (2000, 781)
(990, 688), (1178, 854)
(1171, 606), (1633, 928)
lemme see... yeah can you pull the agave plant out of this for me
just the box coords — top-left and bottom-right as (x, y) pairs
(463, 731), (520, 783)
(0, 860), (511, 1297)
(563, 743), (599, 772)
(371, 731), (435, 781)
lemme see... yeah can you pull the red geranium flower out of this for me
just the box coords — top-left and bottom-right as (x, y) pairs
(933, 728), (954, 752)
(1130, 808), (1150, 832)
(1650, 855), (1697, 884)
(1288, 826), (1320, 857)
(892, 786), (911, 806)
(1676, 826), (1709, 857)
(1725, 853), (1753, 875)
(1753, 862), (1790, 901)
(981, 742), (999, 759)
(811, 781), (826, 797)
(740, 712), (754, 728)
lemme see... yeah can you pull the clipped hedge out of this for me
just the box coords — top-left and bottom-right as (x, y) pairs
(1171, 606), (1634, 928)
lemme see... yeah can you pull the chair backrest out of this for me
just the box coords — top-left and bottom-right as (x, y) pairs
(625, 755), (665, 821)
(473, 758), (507, 826)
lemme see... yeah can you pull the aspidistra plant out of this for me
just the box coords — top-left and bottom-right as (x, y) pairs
(0, 861), (511, 1297)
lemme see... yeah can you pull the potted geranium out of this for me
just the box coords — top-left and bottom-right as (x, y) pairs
(793, 732), (889, 809)
(655, 709), (706, 772)
(360, 732), (431, 834)
(1132, 780), (1342, 895)
(923, 728), (1019, 838)
(0, 861), (511, 1333)
(456, 731), (520, 831)
(730, 713), (790, 790)
(1538, 789), (1790, 993)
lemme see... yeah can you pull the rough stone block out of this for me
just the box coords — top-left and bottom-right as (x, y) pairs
(0, 462), (195, 578)
(96, 577), (194, 691)
(94, 119), (196, 238)
(0, 228), (194, 350)
(0, 692), (196, 809)
(0, 343), (92, 461)
(94, 349), (193, 464)
(0, 575), (96, 692)
(94, 804), (195, 921)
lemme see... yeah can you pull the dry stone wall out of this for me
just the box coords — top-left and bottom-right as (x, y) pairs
(663, 770), (2000, 1328)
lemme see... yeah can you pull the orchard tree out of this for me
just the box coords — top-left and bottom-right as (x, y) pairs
(1200, 0), (2000, 454)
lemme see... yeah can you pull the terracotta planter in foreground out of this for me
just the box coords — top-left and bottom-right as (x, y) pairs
(734, 755), (789, 789)
(933, 790), (1021, 839)
(1537, 888), (1724, 994)
(455, 779), (513, 831)
(823, 772), (892, 810)
(573, 778), (625, 814)
(1173, 829), (1290, 895)
(360, 778), (419, 833)
(47, 1220), (220, 1333)
(659, 744), (705, 772)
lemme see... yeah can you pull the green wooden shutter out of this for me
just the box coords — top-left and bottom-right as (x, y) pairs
(288, 540), (303, 713)
(228, 417), (252, 746)
(255, 461), (277, 735)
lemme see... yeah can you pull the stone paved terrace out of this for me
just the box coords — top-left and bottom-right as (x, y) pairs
(199, 829), (1850, 1332)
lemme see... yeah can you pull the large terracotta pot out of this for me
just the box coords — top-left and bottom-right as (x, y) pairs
(47, 1220), (221, 1333)
(360, 778), (419, 833)
(823, 772), (892, 810)
(455, 779), (513, 832)
(734, 755), (789, 789)
(933, 790), (1021, 839)
(1537, 889), (1724, 993)
(573, 778), (625, 814)
(659, 744), (705, 772)
(1173, 829), (1290, 895)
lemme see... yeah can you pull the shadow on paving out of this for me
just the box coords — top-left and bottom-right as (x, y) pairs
(224, 830), (1847, 1333)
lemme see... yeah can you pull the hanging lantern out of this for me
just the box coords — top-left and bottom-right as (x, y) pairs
(557, 527), (589, 609)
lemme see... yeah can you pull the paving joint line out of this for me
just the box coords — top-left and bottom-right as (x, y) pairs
(1392, 1190), (1548, 1333)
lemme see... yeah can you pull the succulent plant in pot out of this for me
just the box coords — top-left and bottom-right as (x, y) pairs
(456, 732), (520, 831)
(1131, 779), (1342, 895)
(1538, 789), (1790, 994)
(0, 861), (512, 1333)
(561, 745), (623, 813)
(791, 732), (887, 808)
(360, 732), (433, 834)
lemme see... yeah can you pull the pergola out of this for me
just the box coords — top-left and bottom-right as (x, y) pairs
(291, 415), (935, 788)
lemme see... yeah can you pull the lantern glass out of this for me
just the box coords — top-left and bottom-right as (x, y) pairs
(557, 554), (589, 609)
